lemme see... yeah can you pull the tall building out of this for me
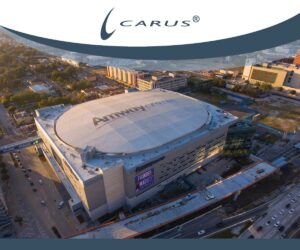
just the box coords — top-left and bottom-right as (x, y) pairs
(0, 188), (13, 238)
(224, 121), (256, 158)
(137, 73), (187, 91)
(35, 89), (237, 220)
(106, 66), (139, 87)
(293, 53), (300, 66)
(243, 63), (300, 89)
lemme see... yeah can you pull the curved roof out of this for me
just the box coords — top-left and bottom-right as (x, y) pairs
(55, 89), (210, 154)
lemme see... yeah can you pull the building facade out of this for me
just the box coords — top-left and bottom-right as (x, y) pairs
(293, 53), (300, 66)
(35, 89), (237, 220)
(106, 66), (140, 86)
(243, 63), (300, 89)
(137, 73), (187, 91)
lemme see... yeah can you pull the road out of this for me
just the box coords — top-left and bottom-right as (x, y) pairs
(240, 185), (300, 239)
(3, 147), (83, 238)
(153, 204), (268, 239)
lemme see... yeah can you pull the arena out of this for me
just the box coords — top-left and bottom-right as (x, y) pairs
(35, 89), (237, 220)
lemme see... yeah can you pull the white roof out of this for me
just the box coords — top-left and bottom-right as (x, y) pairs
(55, 89), (211, 154)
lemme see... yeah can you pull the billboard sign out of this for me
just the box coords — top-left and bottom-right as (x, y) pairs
(135, 169), (154, 192)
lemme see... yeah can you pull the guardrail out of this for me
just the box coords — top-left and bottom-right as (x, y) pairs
(0, 136), (41, 154)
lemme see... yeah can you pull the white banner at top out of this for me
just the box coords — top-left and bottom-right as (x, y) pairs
(0, 0), (299, 47)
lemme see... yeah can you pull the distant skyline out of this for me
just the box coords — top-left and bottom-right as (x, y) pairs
(2, 27), (300, 71)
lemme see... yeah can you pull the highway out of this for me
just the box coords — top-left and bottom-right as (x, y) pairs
(240, 185), (300, 239)
(153, 204), (268, 239)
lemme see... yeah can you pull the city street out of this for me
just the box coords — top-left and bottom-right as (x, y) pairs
(3, 147), (83, 238)
(153, 204), (268, 239)
(240, 185), (300, 239)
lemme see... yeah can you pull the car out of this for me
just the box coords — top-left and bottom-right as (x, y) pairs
(280, 233), (287, 239)
(32, 188), (37, 192)
(216, 222), (224, 228)
(38, 179), (43, 185)
(288, 192), (293, 198)
(205, 192), (215, 201)
(57, 201), (65, 209)
(29, 182), (34, 186)
(279, 209), (285, 215)
(256, 169), (265, 174)
(291, 199), (297, 203)
(197, 230), (206, 236)
(256, 226), (263, 232)
(278, 226), (285, 232)
(272, 215), (277, 220)
(274, 221), (280, 227)
(265, 221), (271, 226)
(286, 203), (291, 209)
(40, 200), (46, 206)
(289, 208), (295, 214)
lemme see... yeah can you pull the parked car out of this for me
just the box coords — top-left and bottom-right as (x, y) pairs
(57, 201), (65, 209)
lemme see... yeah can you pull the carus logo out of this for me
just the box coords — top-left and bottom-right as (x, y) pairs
(100, 8), (200, 40)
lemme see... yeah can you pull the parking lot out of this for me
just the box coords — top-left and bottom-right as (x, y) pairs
(3, 146), (84, 238)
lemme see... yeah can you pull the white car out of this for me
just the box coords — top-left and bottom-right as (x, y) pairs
(289, 209), (295, 214)
(274, 221), (280, 227)
(271, 215), (277, 220)
(197, 230), (206, 236)
(38, 179), (43, 185)
(205, 192), (215, 201)
(57, 201), (65, 209)
(265, 221), (271, 226)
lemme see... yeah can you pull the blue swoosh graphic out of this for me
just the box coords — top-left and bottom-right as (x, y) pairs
(2, 14), (300, 60)
(100, 8), (115, 40)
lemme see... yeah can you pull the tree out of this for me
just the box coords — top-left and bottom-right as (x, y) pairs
(14, 216), (23, 226)
(7, 106), (16, 113)
(277, 87), (283, 92)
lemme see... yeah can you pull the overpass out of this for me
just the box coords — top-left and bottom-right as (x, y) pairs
(0, 136), (41, 154)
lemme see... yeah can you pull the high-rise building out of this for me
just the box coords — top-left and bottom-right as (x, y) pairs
(137, 73), (187, 91)
(106, 66), (139, 86)
(293, 53), (300, 66)
(243, 63), (300, 89)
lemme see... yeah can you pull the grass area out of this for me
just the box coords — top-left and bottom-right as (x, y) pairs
(210, 229), (234, 239)
(251, 100), (300, 133)
(188, 91), (231, 106)
(210, 220), (253, 239)
(259, 116), (299, 132)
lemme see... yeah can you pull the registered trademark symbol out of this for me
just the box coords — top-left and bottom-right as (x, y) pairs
(193, 15), (200, 23)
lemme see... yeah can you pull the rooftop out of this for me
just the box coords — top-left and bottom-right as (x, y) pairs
(55, 89), (210, 154)
(35, 90), (237, 181)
